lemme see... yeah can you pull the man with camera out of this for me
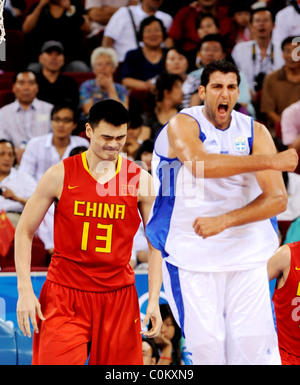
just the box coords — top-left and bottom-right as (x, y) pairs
(232, 7), (284, 103)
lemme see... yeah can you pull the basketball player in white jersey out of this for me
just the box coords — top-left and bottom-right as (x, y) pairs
(146, 60), (299, 365)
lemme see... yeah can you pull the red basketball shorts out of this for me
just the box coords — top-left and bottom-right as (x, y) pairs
(32, 280), (143, 365)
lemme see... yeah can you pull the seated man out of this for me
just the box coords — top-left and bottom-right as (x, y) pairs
(33, 41), (80, 107)
(0, 140), (37, 228)
(261, 36), (300, 133)
(0, 71), (53, 163)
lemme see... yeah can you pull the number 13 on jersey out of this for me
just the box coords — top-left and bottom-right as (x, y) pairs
(81, 222), (113, 253)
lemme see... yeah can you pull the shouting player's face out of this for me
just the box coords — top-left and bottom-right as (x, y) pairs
(199, 71), (240, 130)
(86, 121), (127, 162)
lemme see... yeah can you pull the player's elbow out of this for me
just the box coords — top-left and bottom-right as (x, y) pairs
(273, 190), (288, 215)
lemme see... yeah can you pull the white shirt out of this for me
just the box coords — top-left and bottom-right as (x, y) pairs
(103, 4), (172, 62)
(85, 0), (133, 37)
(0, 99), (53, 147)
(231, 40), (285, 91)
(19, 133), (90, 182)
(0, 168), (37, 213)
(273, 5), (300, 47)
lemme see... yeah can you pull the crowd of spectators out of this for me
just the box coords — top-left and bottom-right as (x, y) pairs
(1, 0), (300, 282)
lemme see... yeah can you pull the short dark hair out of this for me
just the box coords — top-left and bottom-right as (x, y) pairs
(88, 99), (130, 129)
(51, 100), (79, 123)
(250, 7), (275, 24)
(201, 60), (241, 87)
(281, 35), (299, 51)
(138, 15), (167, 41)
(155, 73), (183, 102)
(142, 337), (159, 363)
(199, 33), (227, 53)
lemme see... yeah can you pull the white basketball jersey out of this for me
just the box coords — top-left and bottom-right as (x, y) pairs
(146, 106), (279, 272)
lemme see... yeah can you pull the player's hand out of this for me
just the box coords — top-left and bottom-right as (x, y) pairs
(193, 215), (227, 238)
(17, 291), (45, 337)
(274, 149), (298, 172)
(141, 302), (162, 338)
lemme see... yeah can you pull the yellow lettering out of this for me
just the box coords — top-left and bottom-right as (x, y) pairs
(115, 204), (125, 220)
(95, 224), (113, 253)
(86, 201), (97, 217)
(81, 222), (90, 250)
(74, 200), (85, 216)
(103, 204), (115, 219)
(97, 203), (103, 218)
(297, 282), (300, 297)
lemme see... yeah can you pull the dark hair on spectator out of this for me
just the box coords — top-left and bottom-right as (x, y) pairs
(12, 70), (37, 84)
(138, 15), (167, 41)
(142, 337), (160, 363)
(201, 60), (241, 87)
(196, 12), (220, 30)
(250, 7), (275, 24)
(281, 35), (299, 51)
(155, 73), (183, 102)
(199, 33), (227, 53)
(88, 99), (130, 129)
(0, 139), (17, 166)
(51, 99), (79, 123)
(135, 139), (154, 161)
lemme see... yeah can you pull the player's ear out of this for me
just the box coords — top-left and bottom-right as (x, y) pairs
(198, 85), (206, 101)
(85, 123), (92, 139)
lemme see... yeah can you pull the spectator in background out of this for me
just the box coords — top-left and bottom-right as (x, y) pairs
(80, 47), (129, 119)
(191, 12), (220, 68)
(261, 36), (300, 133)
(85, 0), (138, 50)
(281, 100), (300, 154)
(102, 0), (172, 64)
(165, 0), (232, 55)
(231, 7), (284, 99)
(0, 71), (53, 163)
(34, 41), (80, 107)
(142, 73), (183, 140)
(19, 101), (89, 183)
(121, 16), (167, 91)
(142, 337), (159, 365)
(22, 0), (91, 71)
(150, 303), (182, 365)
(272, 1), (300, 48)
(0, 140), (37, 228)
(3, 0), (26, 30)
(228, 1), (252, 47)
(164, 47), (201, 108)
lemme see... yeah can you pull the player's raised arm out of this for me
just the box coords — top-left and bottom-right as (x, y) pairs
(167, 113), (298, 179)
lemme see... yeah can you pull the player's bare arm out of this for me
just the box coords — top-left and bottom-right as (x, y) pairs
(167, 114), (298, 178)
(15, 162), (64, 337)
(267, 245), (291, 288)
(138, 170), (163, 337)
(193, 122), (292, 238)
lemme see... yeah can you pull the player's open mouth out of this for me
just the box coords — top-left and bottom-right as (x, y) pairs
(218, 103), (229, 115)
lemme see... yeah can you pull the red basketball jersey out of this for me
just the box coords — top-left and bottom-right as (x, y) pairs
(47, 153), (142, 292)
(273, 241), (300, 357)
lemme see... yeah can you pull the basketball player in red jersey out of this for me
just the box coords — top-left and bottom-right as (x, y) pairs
(14, 99), (163, 365)
(268, 241), (300, 365)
